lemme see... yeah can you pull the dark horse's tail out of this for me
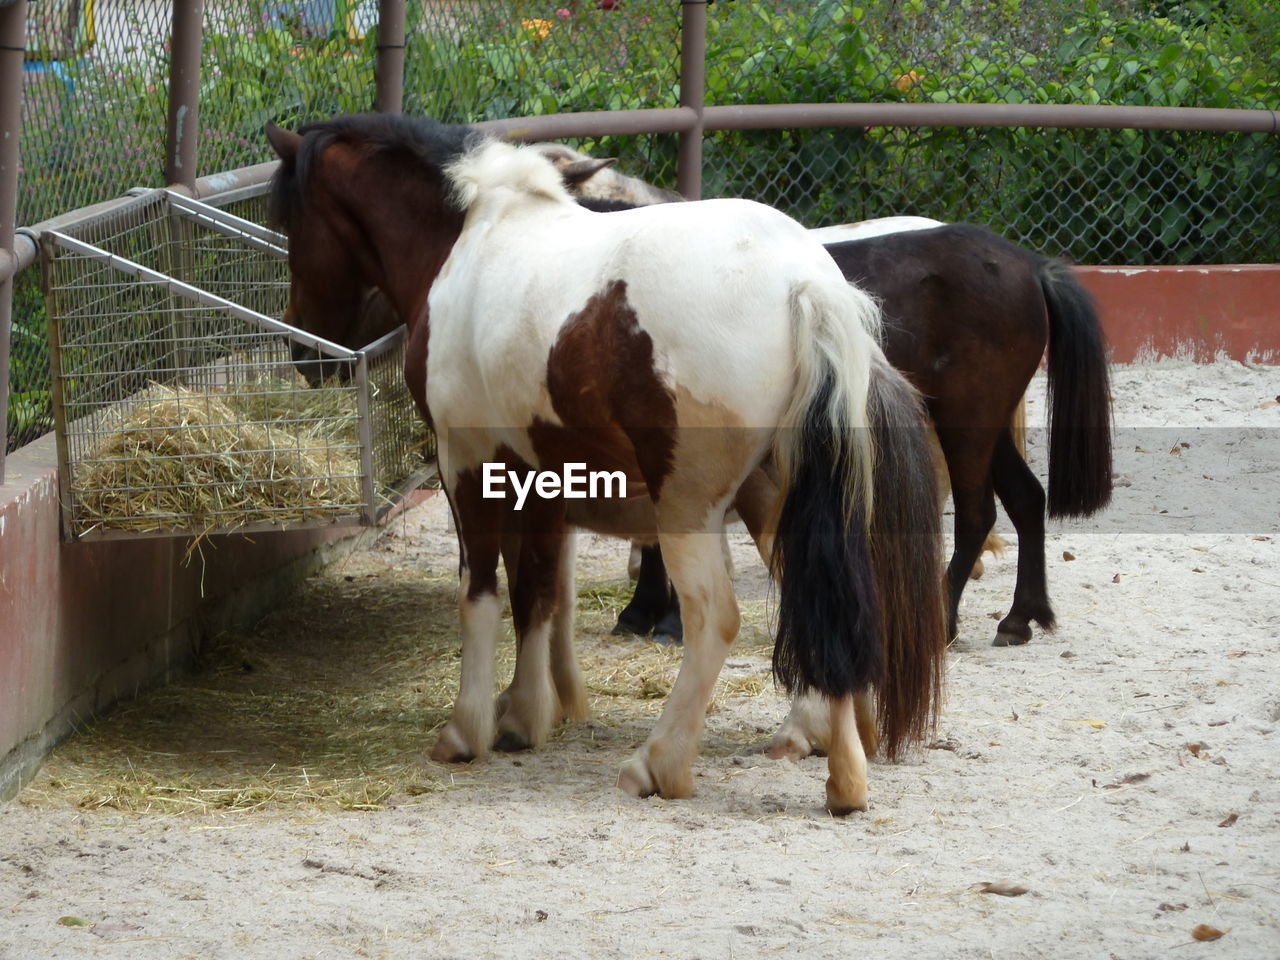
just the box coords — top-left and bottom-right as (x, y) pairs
(771, 280), (946, 760)
(1039, 259), (1113, 518)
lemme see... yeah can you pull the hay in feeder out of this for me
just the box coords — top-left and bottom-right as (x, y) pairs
(72, 380), (364, 534)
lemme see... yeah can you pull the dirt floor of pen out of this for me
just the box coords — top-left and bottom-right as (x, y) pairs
(2, 359), (1278, 960)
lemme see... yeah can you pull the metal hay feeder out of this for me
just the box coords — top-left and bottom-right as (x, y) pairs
(40, 189), (434, 541)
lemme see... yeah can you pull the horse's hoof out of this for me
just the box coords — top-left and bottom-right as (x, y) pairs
(618, 746), (693, 799)
(493, 729), (535, 753)
(767, 732), (815, 762)
(993, 621), (1032, 647)
(825, 777), (868, 816)
(611, 612), (654, 637)
(652, 616), (683, 645)
(617, 759), (658, 798)
(430, 726), (477, 764)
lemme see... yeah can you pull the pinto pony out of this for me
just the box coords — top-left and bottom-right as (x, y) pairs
(543, 148), (1113, 649)
(266, 114), (947, 813)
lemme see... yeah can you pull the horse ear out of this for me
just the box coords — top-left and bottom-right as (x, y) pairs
(265, 123), (302, 163)
(557, 157), (617, 188)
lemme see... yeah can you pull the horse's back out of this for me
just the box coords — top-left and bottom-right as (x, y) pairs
(809, 216), (945, 245)
(434, 196), (861, 422)
(826, 223), (1046, 416)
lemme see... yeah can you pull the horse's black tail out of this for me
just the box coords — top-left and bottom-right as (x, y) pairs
(771, 277), (945, 759)
(1040, 259), (1114, 518)
(863, 358), (948, 757)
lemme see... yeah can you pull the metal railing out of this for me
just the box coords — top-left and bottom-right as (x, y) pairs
(3, 0), (1278, 480)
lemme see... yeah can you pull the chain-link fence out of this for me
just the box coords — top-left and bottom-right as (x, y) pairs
(6, 0), (1280, 454)
(698, 0), (1278, 259)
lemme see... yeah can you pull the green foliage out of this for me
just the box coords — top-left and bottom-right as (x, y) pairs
(404, 4), (679, 122)
(198, 7), (378, 172)
(6, 272), (54, 450)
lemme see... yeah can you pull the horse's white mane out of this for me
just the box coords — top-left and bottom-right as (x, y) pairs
(446, 139), (572, 210)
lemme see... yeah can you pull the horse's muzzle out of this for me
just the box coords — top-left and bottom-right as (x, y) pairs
(290, 339), (350, 387)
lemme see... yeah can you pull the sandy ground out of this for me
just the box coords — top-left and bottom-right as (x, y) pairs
(1, 359), (1278, 959)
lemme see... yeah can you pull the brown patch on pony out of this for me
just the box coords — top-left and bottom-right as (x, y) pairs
(540, 280), (677, 495)
(450, 447), (531, 601)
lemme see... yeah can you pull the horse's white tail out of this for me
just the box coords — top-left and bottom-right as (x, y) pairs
(770, 275), (946, 761)
(770, 276), (882, 702)
(772, 277), (881, 525)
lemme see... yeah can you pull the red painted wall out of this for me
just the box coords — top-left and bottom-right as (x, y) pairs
(1076, 265), (1280, 364)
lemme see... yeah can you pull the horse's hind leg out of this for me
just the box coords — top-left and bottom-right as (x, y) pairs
(618, 524), (739, 801)
(991, 429), (1055, 646)
(768, 694), (874, 813)
(936, 428), (999, 641)
(769, 689), (878, 761)
(769, 690), (829, 760)
(854, 690), (879, 758)
(826, 694), (869, 814)
(930, 425), (999, 580)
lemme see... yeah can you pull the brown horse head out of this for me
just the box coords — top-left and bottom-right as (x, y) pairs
(265, 115), (475, 372)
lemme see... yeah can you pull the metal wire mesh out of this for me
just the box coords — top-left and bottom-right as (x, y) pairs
(702, 125), (1280, 264)
(41, 191), (431, 539)
(15, 1), (383, 228)
(8, 0), (1280, 458)
(365, 330), (436, 500)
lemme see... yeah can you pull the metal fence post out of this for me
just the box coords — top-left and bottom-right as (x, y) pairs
(0, 0), (29, 483)
(375, 0), (406, 114)
(165, 0), (204, 192)
(677, 0), (707, 199)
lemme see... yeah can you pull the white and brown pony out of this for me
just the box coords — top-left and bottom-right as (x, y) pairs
(541, 146), (1111, 652)
(267, 114), (946, 813)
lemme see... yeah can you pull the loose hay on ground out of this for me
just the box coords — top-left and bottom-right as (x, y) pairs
(20, 547), (775, 814)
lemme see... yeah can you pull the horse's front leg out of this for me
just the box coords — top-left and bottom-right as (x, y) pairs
(494, 496), (570, 751)
(549, 531), (590, 724)
(431, 473), (505, 763)
(618, 523), (739, 801)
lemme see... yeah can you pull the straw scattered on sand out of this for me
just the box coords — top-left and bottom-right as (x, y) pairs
(19, 557), (776, 815)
